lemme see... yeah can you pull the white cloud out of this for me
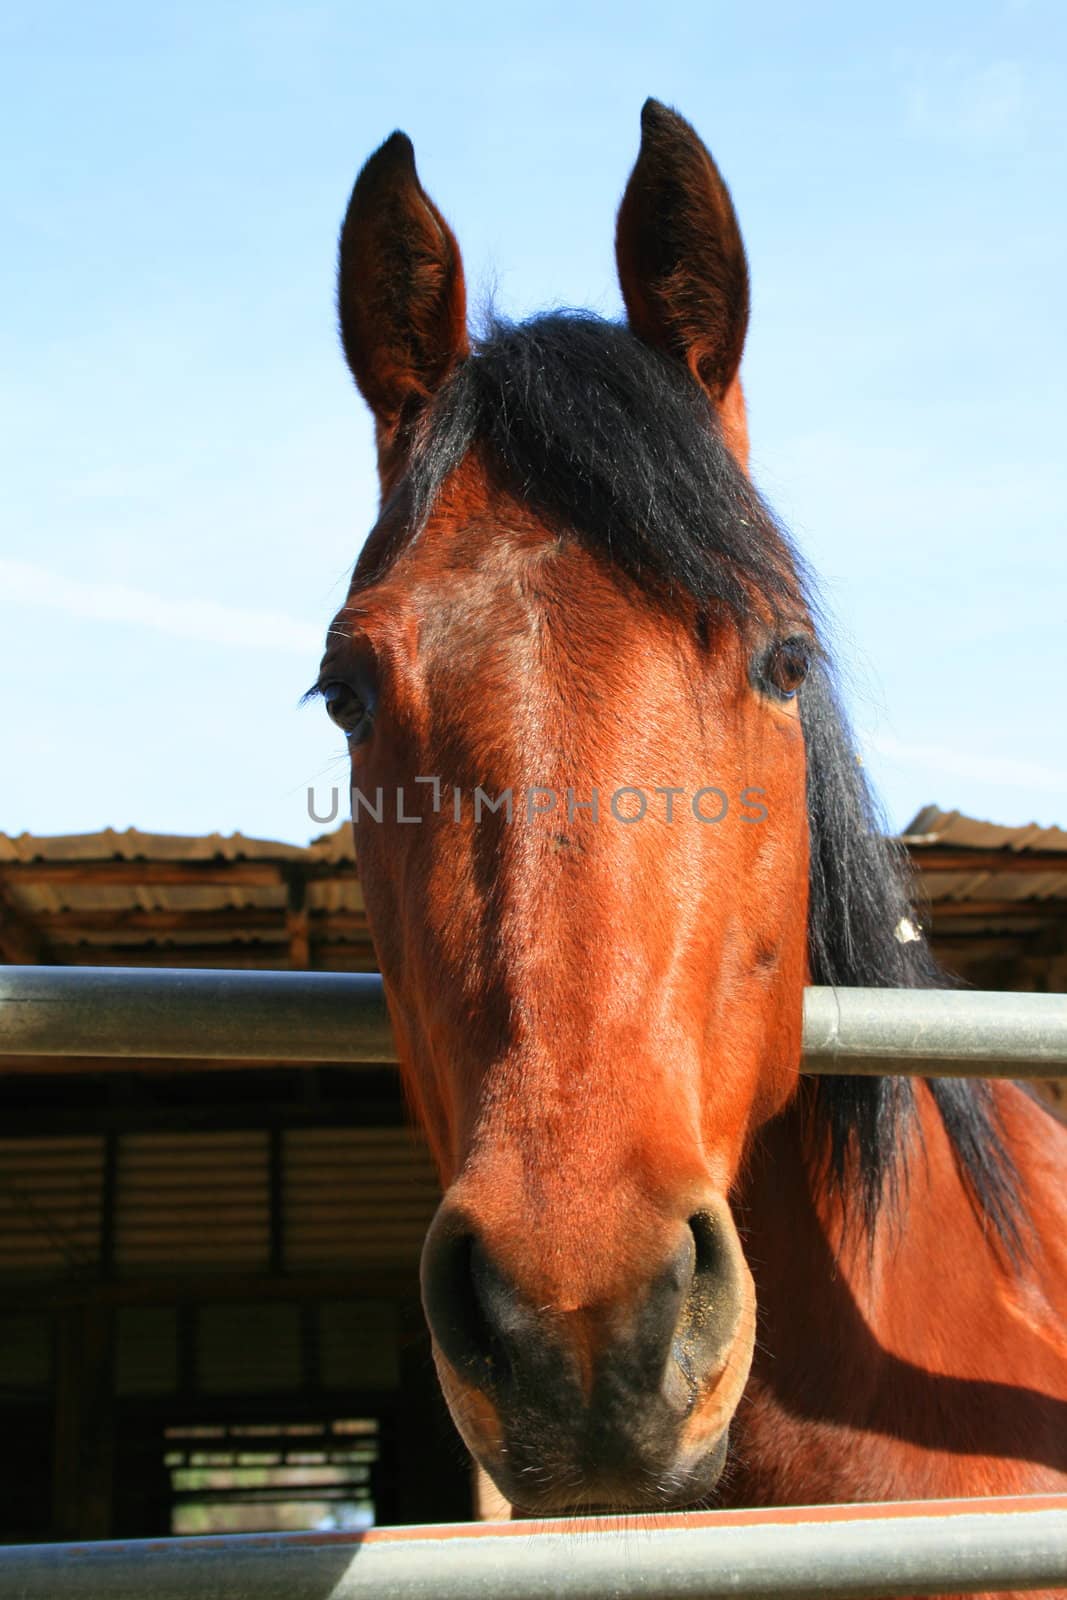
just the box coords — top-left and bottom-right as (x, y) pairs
(866, 730), (1067, 797)
(0, 558), (321, 655)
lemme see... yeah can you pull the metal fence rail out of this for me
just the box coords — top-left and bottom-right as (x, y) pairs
(0, 966), (1065, 1076)
(2, 1495), (1065, 1599)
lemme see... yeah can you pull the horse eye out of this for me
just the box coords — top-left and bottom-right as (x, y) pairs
(323, 680), (371, 742)
(763, 637), (811, 700)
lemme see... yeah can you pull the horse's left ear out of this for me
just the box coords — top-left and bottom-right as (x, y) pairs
(616, 100), (750, 464)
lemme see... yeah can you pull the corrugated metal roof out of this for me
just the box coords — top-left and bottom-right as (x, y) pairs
(0, 828), (312, 865)
(1, 810), (1065, 972)
(308, 827), (358, 866)
(902, 806), (1067, 911)
(0, 825), (365, 968)
(903, 807), (1067, 854)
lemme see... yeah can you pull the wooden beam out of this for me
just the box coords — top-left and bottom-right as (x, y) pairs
(34, 907), (286, 935)
(52, 1304), (114, 1539)
(317, 911), (370, 934)
(930, 938), (1029, 963)
(0, 862), (285, 887)
(911, 849), (1067, 875)
(285, 866), (311, 970)
(4, 1267), (421, 1312)
(42, 941), (376, 969)
(929, 916), (1056, 935)
(927, 899), (1067, 920)
(32, 908), (370, 938)
(287, 910), (311, 969)
(0, 884), (48, 964)
(42, 945), (298, 969)
(0, 859), (359, 886)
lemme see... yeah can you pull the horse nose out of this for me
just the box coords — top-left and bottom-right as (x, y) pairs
(420, 1200), (742, 1413)
(420, 1210), (561, 1392)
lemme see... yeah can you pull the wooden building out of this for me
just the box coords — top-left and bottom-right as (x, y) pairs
(0, 809), (1064, 1542)
(903, 807), (1067, 1001)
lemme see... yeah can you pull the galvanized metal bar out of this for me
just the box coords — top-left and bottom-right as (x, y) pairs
(2, 1495), (1065, 1598)
(0, 967), (394, 1064)
(801, 985), (1067, 1078)
(0, 967), (1065, 1076)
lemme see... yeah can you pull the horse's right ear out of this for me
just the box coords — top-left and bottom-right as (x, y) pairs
(338, 132), (469, 460)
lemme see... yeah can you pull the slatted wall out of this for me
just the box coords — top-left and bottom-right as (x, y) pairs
(0, 1127), (438, 1277)
(0, 1113), (471, 1536)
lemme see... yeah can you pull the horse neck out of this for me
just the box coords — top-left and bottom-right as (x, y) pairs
(727, 1080), (1067, 1505)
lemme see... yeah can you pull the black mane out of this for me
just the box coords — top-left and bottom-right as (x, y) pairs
(374, 311), (1023, 1252)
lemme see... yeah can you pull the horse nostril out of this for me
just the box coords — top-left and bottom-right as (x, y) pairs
(420, 1212), (518, 1387)
(469, 1237), (518, 1352)
(421, 1221), (487, 1380)
(690, 1208), (732, 1283)
(675, 1208), (747, 1374)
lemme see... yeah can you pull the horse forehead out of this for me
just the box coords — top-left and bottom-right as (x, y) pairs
(354, 481), (747, 713)
(400, 522), (684, 675)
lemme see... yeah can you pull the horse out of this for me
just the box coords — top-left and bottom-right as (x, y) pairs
(313, 99), (1067, 1541)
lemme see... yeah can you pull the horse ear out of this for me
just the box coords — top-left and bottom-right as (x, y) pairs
(338, 131), (469, 456)
(616, 100), (750, 455)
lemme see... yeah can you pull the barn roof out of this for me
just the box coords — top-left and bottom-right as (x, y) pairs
(0, 825), (366, 970)
(0, 809), (1064, 973)
(901, 806), (1067, 961)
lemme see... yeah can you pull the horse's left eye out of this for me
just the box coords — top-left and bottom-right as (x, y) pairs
(762, 637), (811, 700)
(323, 680), (372, 742)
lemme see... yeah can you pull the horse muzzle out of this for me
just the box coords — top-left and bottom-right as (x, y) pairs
(420, 1195), (756, 1513)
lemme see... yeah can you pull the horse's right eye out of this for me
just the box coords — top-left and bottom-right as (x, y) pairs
(323, 680), (372, 743)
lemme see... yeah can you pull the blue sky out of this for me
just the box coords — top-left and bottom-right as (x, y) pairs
(1, 1), (1064, 844)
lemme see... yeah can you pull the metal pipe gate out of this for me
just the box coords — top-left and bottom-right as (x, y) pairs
(1, 966), (1066, 1076)
(1, 1495), (1065, 1597)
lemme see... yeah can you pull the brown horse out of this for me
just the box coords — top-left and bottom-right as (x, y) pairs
(314, 100), (1067, 1533)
